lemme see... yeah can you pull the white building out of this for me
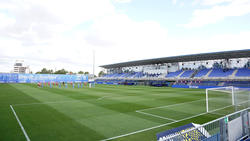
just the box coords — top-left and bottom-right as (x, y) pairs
(13, 60), (30, 74)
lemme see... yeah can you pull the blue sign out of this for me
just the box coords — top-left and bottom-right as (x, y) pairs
(0, 73), (88, 83)
(0, 73), (18, 83)
(157, 123), (206, 141)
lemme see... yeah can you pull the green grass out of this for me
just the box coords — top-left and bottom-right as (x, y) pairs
(0, 84), (231, 141)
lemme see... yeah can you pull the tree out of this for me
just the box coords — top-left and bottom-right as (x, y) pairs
(98, 71), (105, 77)
(68, 71), (76, 75)
(78, 71), (84, 74)
(54, 69), (68, 74)
(84, 72), (89, 75)
(41, 68), (48, 73)
(48, 69), (53, 74)
(36, 68), (53, 74)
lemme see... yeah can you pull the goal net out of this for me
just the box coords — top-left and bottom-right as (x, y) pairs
(206, 86), (250, 115)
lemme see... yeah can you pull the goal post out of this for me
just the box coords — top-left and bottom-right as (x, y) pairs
(206, 86), (250, 113)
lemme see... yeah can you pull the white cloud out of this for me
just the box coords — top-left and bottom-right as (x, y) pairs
(0, 0), (249, 75)
(172, 0), (177, 5)
(201, 0), (233, 5)
(0, 0), (116, 73)
(184, 0), (250, 28)
(0, 13), (16, 28)
(0, 0), (170, 74)
(0, 0), (115, 38)
(113, 0), (132, 3)
(179, 2), (184, 7)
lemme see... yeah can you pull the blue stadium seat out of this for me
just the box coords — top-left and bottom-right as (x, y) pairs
(180, 70), (194, 78)
(236, 68), (250, 77)
(194, 69), (210, 77)
(166, 70), (183, 78)
(208, 69), (234, 77)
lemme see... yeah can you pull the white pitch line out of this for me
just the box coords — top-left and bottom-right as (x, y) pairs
(209, 112), (226, 116)
(100, 103), (237, 141)
(138, 99), (205, 112)
(97, 96), (111, 100)
(136, 110), (177, 121)
(10, 105), (31, 141)
(100, 112), (207, 141)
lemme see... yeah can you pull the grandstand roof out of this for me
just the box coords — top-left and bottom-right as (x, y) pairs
(100, 49), (250, 68)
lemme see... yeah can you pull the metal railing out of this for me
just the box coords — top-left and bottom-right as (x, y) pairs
(164, 107), (250, 141)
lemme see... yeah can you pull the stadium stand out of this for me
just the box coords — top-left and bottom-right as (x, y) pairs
(98, 67), (250, 88)
(99, 50), (250, 88)
(101, 67), (249, 80)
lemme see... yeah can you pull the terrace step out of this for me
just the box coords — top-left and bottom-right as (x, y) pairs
(231, 69), (238, 78)
(204, 69), (213, 78)
(190, 70), (198, 78)
(177, 71), (185, 78)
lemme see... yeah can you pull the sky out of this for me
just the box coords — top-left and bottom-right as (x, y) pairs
(0, 0), (250, 74)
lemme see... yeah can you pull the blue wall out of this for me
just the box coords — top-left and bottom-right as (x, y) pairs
(172, 85), (220, 89)
(172, 85), (250, 89)
(0, 73), (88, 83)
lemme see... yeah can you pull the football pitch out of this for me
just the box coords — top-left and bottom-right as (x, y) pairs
(0, 84), (231, 141)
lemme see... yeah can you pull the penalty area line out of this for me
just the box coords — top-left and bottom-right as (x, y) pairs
(136, 110), (177, 121)
(138, 99), (205, 112)
(10, 105), (31, 141)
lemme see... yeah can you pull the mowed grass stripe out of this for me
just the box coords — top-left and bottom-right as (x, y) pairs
(1, 84), (215, 141)
(11, 84), (169, 139)
(13, 101), (106, 141)
(0, 84), (35, 141)
(1, 84), (105, 141)
(19, 84), (207, 139)
(31, 84), (205, 118)
(33, 84), (204, 113)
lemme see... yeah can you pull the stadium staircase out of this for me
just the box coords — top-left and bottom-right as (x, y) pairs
(176, 71), (185, 78)
(230, 69), (238, 78)
(204, 69), (213, 78)
(180, 70), (195, 78)
(190, 70), (198, 78)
